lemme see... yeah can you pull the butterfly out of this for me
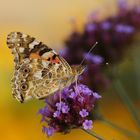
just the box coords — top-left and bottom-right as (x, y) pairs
(7, 32), (85, 103)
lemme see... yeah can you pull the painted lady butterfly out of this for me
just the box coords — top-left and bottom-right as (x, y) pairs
(7, 32), (85, 103)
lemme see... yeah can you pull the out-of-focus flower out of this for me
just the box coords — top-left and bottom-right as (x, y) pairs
(101, 21), (112, 30)
(118, 0), (128, 10)
(84, 53), (104, 65)
(115, 24), (135, 33)
(61, 1), (140, 93)
(63, 0), (138, 64)
(38, 84), (101, 137)
(86, 23), (97, 32)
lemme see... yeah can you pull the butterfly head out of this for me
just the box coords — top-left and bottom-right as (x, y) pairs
(72, 65), (86, 76)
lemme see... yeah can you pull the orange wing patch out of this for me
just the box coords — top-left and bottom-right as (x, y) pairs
(30, 53), (41, 59)
(30, 52), (60, 64)
(51, 56), (60, 64)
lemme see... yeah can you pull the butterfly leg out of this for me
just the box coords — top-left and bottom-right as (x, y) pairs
(75, 76), (82, 97)
(59, 90), (62, 104)
(58, 80), (62, 111)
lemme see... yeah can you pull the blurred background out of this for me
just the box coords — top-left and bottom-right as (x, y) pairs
(0, 0), (140, 140)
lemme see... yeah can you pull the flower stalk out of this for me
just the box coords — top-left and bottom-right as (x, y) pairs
(100, 118), (140, 140)
(81, 128), (106, 140)
(93, 110), (140, 140)
(113, 78), (140, 130)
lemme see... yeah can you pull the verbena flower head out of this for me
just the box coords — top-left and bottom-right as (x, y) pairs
(38, 84), (101, 137)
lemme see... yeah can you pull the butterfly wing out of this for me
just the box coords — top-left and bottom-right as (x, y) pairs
(7, 32), (73, 102)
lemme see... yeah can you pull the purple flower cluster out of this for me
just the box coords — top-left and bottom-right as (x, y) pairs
(117, 0), (140, 29)
(64, 18), (135, 64)
(63, 0), (140, 64)
(38, 84), (101, 137)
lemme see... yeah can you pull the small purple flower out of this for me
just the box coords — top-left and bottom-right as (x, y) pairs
(62, 105), (70, 114)
(69, 91), (77, 99)
(78, 96), (84, 103)
(92, 92), (102, 99)
(53, 110), (61, 118)
(82, 88), (92, 96)
(37, 106), (50, 116)
(83, 120), (93, 130)
(42, 126), (54, 137)
(79, 109), (89, 117)
(56, 102), (65, 110)
(76, 84), (92, 96)
(42, 126), (47, 134)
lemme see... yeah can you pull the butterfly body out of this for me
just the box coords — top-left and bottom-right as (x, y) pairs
(7, 32), (85, 103)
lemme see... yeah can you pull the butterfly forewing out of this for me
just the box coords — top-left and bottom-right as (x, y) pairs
(7, 32), (74, 103)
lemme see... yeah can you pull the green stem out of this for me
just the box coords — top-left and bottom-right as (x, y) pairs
(113, 78), (140, 130)
(132, 50), (140, 99)
(95, 111), (140, 139)
(100, 118), (140, 140)
(81, 128), (106, 140)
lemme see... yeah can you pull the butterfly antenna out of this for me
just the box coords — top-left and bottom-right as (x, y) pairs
(80, 42), (98, 66)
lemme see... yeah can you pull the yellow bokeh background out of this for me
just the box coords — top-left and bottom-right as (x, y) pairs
(0, 0), (139, 140)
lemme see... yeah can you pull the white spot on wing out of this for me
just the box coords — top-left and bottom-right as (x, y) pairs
(42, 60), (49, 67)
(19, 47), (24, 53)
(42, 52), (52, 58)
(52, 50), (57, 54)
(29, 40), (40, 50)
(12, 32), (17, 38)
(11, 48), (17, 53)
(33, 71), (42, 79)
(22, 33), (27, 38)
(17, 44), (20, 47)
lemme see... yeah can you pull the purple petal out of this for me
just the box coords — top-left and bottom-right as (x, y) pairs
(42, 126), (47, 134)
(92, 92), (102, 99)
(78, 97), (84, 103)
(53, 110), (61, 118)
(42, 126), (54, 137)
(56, 102), (65, 110)
(37, 107), (50, 116)
(46, 127), (54, 137)
(69, 92), (77, 99)
(62, 105), (70, 114)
